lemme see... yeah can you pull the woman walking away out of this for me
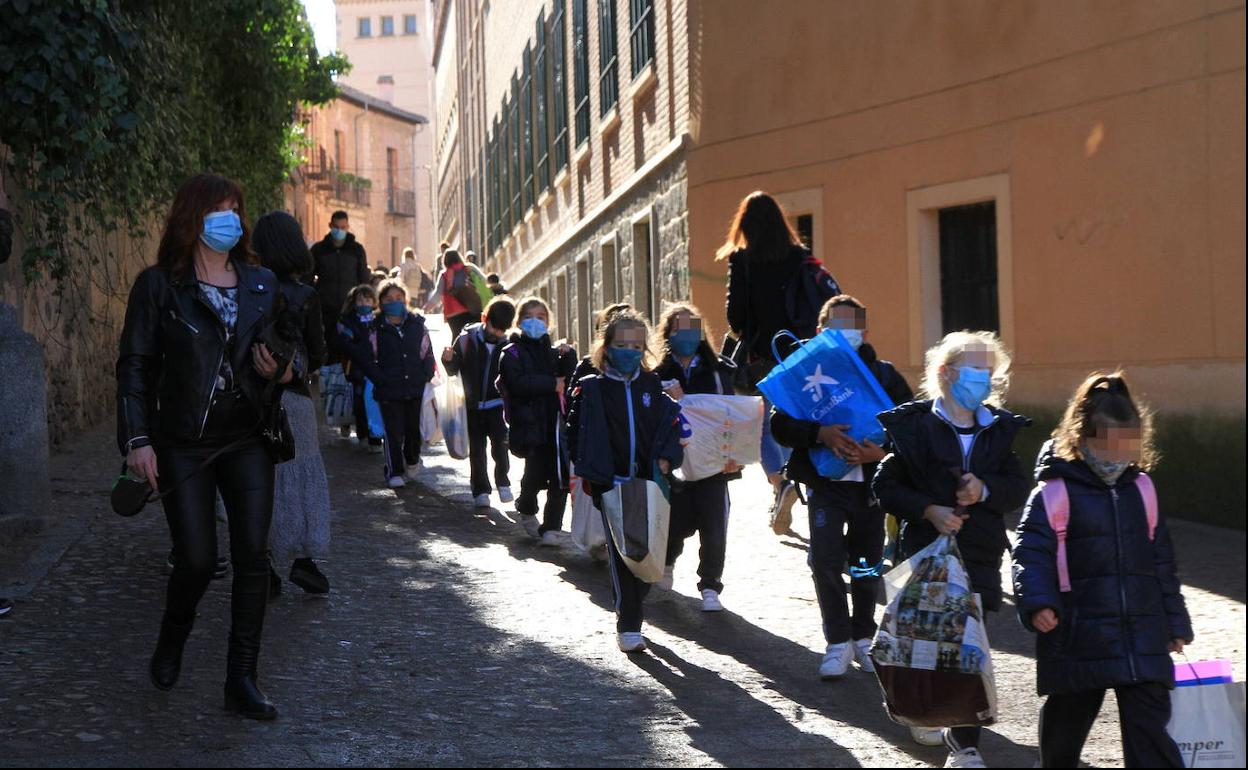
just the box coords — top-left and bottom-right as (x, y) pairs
(332, 284), (383, 453)
(424, 249), (478, 339)
(1014, 373), (1191, 768)
(498, 297), (577, 545)
(720, 191), (841, 536)
(252, 211), (333, 598)
(872, 331), (1031, 768)
(118, 173), (291, 719)
(348, 279), (435, 489)
(653, 303), (740, 612)
(567, 310), (684, 652)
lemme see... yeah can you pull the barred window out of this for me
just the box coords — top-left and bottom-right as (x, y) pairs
(550, 0), (570, 169)
(597, 0), (619, 116)
(572, 0), (590, 146)
(521, 47), (534, 211)
(509, 76), (522, 226)
(534, 12), (550, 191)
(629, 0), (654, 77)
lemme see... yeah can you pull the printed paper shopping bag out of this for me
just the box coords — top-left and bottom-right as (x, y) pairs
(1168, 676), (1245, 768)
(756, 329), (894, 480)
(677, 394), (764, 481)
(321, 364), (353, 426)
(870, 534), (998, 728)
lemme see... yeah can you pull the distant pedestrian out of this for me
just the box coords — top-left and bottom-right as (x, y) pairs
(117, 173), (291, 719)
(311, 210), (369, 354)
(347, 279), (435, 489)
(399, 246), (427, 303)
(719, 191), (841, 536)
(332, 284), (383, 452)
(567, 310), (684, 653)
(653, 303), (740, 613)
(498, 297), (577, 545)
(1014, 372), (1191, 769)
(486, 272), (508, 296)
(252, 211), (333, 598)
(425, 249), (480, 339)
(442, 296), (517, 508)
(873, 330), (1031, 766)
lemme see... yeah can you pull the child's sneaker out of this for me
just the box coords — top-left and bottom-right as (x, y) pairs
(617, 632), (647, 653)
(769, 482), (797, 535)
(539, 531), (561, 548)
(656, 565), (675, 590)
(818, 642), (850, 679)
(404, 465), (421, 482)
(853, 638), (875, 673)
(473, 494), (491, 508)
(910, 727), (945, 746)
(518, 514), (540, 539)
(589, 544), (609, 562)
(498, 486), (514, 503)
(944, 748), (986, 768)
(387, 476), (406, 489)
(700, 589), (724, 612)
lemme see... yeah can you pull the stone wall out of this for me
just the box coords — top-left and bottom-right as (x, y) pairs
(509, 156), (689, 349)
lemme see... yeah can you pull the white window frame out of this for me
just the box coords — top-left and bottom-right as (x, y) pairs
(905, 174), (1014, 368)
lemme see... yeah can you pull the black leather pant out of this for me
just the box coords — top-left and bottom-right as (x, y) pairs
(157, 391), (275, 680)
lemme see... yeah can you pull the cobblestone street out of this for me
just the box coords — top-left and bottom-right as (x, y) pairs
(1, 419), (1243, 767)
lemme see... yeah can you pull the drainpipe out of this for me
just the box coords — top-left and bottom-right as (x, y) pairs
(353, 101), (370, 204)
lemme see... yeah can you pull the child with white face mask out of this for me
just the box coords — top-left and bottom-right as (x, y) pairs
(872, 331), (1032, 768)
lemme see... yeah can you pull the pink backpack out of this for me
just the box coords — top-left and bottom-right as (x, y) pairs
(1040, 473), (1159, 593)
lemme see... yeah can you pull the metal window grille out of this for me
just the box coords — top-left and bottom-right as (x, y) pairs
(938, 202), (1000, 334)
(550, 0), (570, 170)
(597, 0), (619, 116)
(572, 0), (590, 146)
(629, 0), (654, 78)
(534, 12), (550, 191)
(508, 77), (522, 227)
(521, 47), (534, 211)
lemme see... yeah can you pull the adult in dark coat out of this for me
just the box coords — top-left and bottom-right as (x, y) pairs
(311, 210), (369, 352)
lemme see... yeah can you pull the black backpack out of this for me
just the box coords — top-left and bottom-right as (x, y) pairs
(784, 251), (842, 339)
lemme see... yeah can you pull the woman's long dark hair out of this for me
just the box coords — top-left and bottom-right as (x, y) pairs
(715, 191), (802, 262)
(156, 173), (256, 279)
(253, 210), (312, 280)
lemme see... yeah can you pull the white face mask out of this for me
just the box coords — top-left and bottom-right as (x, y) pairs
(838, 329), (865, 350)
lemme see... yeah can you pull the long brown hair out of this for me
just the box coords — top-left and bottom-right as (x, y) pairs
(715, 191), (802, 262)
(156, 173), (255, 279)
(591, 309), (657, 373)
(1052, 371), (1158, 471)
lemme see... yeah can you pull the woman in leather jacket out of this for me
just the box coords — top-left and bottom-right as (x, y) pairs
(116, 174), (292, 720)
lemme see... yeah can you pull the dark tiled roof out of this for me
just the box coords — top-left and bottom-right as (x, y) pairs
(335, 83), (428, 124)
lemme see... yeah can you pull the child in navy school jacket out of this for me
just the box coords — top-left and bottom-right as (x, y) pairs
(442, 296), (517, 508)
(497, 297), (577, 544)
(567, 309), (684, 654)
(333, 284), (382, 450)
(348, 279), (435, 488)
(771, 295), (914, 680)
(1013, 372), (1191, 769)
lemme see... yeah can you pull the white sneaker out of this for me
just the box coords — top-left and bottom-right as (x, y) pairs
(404, 465), (421, 482)
(539, 531), (561, 548)
(818, 642), (851, 679)
(700, 589), (724, 612)
(656, 565), (675, 591)
(910, 726), (945, 747)
(498, 486), (514, 503)
(387, 476), (406, 489)
(473, 494), (491, 508)
(518, 514), (541, 539)
(617, 632), (647, 653)
(945, 748), (986, 768)
(853, 638), (875, 673)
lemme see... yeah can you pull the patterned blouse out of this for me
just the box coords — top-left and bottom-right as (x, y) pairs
(198, 282), (239, 391)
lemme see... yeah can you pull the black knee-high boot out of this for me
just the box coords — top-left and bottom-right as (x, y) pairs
(223, 555), (277, 720)
(150, 562), (212, 690)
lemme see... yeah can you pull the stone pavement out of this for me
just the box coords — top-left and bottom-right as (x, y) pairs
(0, 418), (1243, 767)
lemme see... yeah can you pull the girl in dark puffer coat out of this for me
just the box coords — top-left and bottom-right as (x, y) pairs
(1013, 373), (1192, 769)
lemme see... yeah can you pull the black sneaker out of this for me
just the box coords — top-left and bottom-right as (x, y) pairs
(0, 598), (13, 618)
(289, 559), (330, 595)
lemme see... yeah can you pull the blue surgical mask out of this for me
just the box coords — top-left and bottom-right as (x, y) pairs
(331, 227), (347, 242)
(838, 329), (865, 350)
(520, 318), (548, 340)
(201, 210), (243, 254)
(669, 329), (701, 358)
(356, 305), (374, 319)
(950, 366), (993, 411)
(608, 347), (643, 376)
(381, 300), (406, 318)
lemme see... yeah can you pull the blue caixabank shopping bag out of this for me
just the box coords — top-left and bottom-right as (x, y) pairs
(757, 329), (895, 480)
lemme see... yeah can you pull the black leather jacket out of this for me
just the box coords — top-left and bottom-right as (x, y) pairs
(116, 261), (281, 453)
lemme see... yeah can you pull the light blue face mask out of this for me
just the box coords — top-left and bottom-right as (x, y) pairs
(520, 317), (547, 340)
(201, 210), (243, 254)
(837, 329), (865, 350)
(331, 227), (347, 242)
(950, 366), (993, 411)
(608, 347), (643, 376)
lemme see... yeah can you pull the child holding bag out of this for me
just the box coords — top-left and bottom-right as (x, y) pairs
(498, 297), (577, 545)
(872, 331), (1031, 768)
(567, 310), (684, 653)
(1013, 372), (1191, 768)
